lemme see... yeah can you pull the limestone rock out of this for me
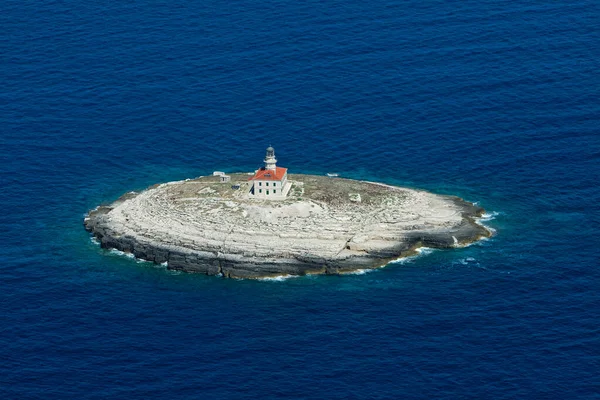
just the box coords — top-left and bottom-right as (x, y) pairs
(84, 174), (491, 278)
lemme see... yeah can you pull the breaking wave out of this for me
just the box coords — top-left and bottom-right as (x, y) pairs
(256, 274), (300, 282)
(109, 248), (135, 259)
(386, 247), (437, 267)
(479, 211), (501, 222)
(345, 269), (375, 275)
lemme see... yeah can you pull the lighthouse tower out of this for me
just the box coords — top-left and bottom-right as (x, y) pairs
(264, 146), (277, 171)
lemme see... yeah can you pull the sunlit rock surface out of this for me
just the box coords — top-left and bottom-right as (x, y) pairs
(85, 174), (491, 278)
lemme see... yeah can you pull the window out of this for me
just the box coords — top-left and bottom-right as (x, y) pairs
(273, 182), (277, 187)
(266, 182), (269, 186)
(273, 190), (276, 194)
(259, 182), (262, 186)
(267, 190), (270, 195)
(259, 189), (262, 193)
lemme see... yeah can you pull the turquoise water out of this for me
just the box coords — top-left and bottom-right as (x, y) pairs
(1, 0), (599, 398)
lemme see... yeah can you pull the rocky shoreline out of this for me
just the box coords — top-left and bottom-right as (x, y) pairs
(84, 174), (492, 278)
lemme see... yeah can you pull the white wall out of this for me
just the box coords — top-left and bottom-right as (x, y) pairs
(252, 175), (287, 198)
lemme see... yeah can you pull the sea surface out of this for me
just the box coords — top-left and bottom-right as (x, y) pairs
(1, 0), (599, 398)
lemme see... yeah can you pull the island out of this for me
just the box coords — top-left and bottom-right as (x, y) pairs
(84, 147), (491, 278)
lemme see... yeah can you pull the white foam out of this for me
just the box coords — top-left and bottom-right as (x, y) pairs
(344, 268), (376, 275)
(386, 246), (437, 266)
(160, 261), (168, 267)
(479, 211), (500, 222)
(389, 257), (413, 265)
(257, 274), (299, 281)
(453, 239), (479, 249)
(472, 210), (500, 240)
(108, 248), (135, 259)
(471, 235), (494, 247)
(415, 247), (435, 255)
(90, 237), (100, 245)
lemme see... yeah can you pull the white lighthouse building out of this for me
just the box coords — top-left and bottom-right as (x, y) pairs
(249, 146), (291, 199)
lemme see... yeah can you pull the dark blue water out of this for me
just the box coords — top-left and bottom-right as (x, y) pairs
(2, 0), (599, 398)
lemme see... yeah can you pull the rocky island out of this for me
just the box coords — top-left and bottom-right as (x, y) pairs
(85, 147), (491, 278)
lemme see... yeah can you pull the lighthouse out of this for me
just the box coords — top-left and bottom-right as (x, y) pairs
(249, 146), (290, 199)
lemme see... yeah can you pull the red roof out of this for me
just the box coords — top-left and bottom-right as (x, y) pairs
(249, 167), (287, 181)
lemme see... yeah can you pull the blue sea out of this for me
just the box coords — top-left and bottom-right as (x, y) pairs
(1, 0), (599, 398)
